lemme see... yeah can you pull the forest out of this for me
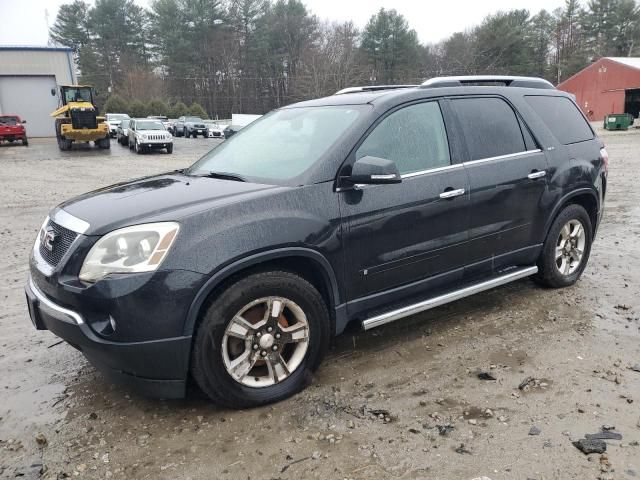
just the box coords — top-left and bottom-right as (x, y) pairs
(49, 0), (640, 118)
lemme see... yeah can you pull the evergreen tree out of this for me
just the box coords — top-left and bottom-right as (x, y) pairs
(361, 8), (420, 83)
(103, 95), (129, 113)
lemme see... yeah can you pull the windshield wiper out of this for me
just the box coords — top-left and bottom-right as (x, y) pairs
(205, 171), (247, 182)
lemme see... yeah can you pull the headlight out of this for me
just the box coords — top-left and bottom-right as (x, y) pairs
(142, 134), (148, 140)
(79, 222), (179, 283)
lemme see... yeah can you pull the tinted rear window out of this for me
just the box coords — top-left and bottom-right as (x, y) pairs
(451, 97), (527, 160)
(525, 95), (594, 145)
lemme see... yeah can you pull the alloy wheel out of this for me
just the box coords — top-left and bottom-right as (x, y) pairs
(555, 219), (586, 275)
(221, 296), (310, 388)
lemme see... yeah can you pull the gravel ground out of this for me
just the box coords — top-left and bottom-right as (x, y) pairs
(0, 130), (639, 480)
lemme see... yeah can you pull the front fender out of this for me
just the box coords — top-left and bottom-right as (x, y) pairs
(181, 247), (341, 336)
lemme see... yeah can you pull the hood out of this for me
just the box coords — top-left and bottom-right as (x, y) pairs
(56, 172), (281, 235)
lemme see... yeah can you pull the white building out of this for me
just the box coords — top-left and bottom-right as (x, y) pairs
(0, 46), (76, 137)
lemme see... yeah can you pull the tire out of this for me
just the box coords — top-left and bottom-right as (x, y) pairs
(534, 204), (592, 288)
(166, 144), (173, 154)
(135, 139), (143, 154)
(58, 138), (72, 151)
(191, 271), (330, 408)
(97, 136), (110, 149)
(183, 127), (188, 138)
(22, 137), (28, 146)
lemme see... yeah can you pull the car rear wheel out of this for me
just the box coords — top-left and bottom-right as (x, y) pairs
(535, 204), (592, 288)
(191, 271), (330, 408)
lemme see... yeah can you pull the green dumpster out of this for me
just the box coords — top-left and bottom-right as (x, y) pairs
(604, 113), (634, 131)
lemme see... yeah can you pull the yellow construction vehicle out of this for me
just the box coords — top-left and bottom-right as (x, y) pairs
(51, 85), (110, 150)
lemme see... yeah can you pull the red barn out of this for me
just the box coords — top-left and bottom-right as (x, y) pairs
(557, 57), (640, 121)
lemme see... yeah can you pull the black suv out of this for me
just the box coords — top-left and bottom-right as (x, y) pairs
(25, 76), (607, 408)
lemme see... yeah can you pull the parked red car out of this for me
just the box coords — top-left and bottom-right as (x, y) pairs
(0, 115), (28, 146)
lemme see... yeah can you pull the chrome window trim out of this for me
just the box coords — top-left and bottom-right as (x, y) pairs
(401, 163), (463, 179)
(29, 276), (84, 325)
(51, 208), (90, 234)
(462, 149), (542, 166)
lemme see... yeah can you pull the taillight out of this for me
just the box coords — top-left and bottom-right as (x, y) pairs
(600, 147), (609, 174)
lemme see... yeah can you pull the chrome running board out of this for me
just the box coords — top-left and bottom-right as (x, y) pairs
(361, 266), (538, 331)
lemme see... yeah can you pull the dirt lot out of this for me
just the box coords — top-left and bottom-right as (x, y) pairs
(0, 130), (639, 480)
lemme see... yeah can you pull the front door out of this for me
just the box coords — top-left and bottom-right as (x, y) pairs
(339, 100), (470, 315)
(448, 96), (549, 275)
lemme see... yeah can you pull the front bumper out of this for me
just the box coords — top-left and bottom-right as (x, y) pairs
(0, 133), (26, 141)
(141, 142), (171, 149)
(25, 273), (194, 399)
(61, 123), (109, 141)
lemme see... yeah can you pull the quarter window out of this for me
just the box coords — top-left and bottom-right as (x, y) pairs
(451, 97), (527, 160)
(356, 102), (451, 175)
(525, 95), (594, 145)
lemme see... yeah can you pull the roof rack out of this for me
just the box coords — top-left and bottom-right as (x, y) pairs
(421, 76), (555, 90)
(334, 85), (419, 95)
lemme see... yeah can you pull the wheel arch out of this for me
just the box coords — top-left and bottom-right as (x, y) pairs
(182, 248), (342, 338)
(544, 188), (599, 240)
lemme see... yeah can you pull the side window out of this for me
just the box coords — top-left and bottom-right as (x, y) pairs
(356, 102), (450, 176)
(451, 97), (527, 160)
(525, 95), (594, 145)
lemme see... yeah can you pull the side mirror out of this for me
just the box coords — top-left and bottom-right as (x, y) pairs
(21, 120), (27, 124)
(344, 156), (402, 185)
(51, 88), (56, 96)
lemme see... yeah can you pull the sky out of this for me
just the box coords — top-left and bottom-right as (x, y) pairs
(0, 0), (563, 46)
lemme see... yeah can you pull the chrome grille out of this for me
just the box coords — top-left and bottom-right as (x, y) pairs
(146, 134), (167, 141)
(38, 221), (78, 267)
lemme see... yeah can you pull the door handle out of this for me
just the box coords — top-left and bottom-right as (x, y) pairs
(527, 170), (546, 180)
(439, 188), (465, 199)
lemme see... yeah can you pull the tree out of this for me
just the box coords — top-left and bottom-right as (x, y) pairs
(582, 0), (618, 58)
(361, 8), (420, 84)
(473, 10), (532, 75)
(612, 0), (640, 55)
(529, 10), (555, 78)
(103, 95), (129, 113)
(188, 102), (208, 118)
(49, 0), (91, 51)
(128, 99), (148, 117)
(552, 0), (587, 83)
(169, 101), (189, 118)
(147, 99), (170, 116)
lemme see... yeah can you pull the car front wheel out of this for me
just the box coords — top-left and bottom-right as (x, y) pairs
(192, 271), (330, 408)
(535, 204), (592, 288)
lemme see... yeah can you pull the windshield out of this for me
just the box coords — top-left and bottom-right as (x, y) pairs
(186, 117), (203, 122)
(0, 116), (19, 125)
(187, 106), (363, 182)
(120, 119), (130, 128)
(136, 121), (165, 130)
(107, 114), (129, 120)
(64, 87), (92, 104)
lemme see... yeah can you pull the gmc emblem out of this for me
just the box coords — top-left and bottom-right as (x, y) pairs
(41, 227), (57, 252)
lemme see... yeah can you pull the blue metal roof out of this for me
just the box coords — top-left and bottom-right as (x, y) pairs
(0, 45), (73, 52)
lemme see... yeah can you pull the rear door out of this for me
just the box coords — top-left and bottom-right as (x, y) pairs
(339, 100), (470, 315)
(449, 96), (549, 276)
